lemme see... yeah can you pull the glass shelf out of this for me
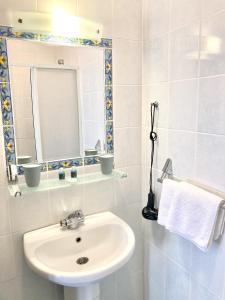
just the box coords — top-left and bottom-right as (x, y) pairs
(9, 169), (127, 196)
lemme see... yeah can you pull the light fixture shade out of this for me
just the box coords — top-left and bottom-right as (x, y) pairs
(8, 11), (52, 34)
(7, 11), (102, 39)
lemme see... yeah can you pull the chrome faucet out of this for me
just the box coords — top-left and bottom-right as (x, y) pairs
(60, 210), (85, 230)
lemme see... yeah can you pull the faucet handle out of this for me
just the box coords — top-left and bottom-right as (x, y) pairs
(74, 210), (84, 222)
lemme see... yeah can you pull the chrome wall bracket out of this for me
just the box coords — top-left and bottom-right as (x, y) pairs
(157, 158), (173, 183)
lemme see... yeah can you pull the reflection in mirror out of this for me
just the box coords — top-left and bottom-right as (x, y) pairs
(7, 39), (105, 163)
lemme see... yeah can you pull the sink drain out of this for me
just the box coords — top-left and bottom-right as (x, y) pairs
(76, 257), (89, 265)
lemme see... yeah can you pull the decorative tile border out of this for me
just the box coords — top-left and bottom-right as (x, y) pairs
(84, 156), (100, 166)
(106, 122), (113, 154)
(105, 49), (112, 86)
(47, 158), (83, 171)
(0, 26), (112, 49)
(105, 86), (113, 121)
(0, 37), (9, 83)
(0, 26), (113, 172)
(0, 82), (13, 125)
(3, 126), (16, 164)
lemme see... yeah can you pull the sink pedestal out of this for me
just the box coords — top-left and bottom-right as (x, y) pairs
(64, 284), (100, 300)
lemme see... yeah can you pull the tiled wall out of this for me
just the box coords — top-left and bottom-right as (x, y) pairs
(142, 0), (225, 299)
(0, 1), (143, 300)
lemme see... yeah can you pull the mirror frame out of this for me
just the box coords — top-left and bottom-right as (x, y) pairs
(0, 26), (113, 174)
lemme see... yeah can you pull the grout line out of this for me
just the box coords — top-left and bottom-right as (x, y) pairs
(193, 15), (202, 180)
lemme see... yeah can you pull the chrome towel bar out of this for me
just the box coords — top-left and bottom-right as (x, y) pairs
(157, 158), (225, 210)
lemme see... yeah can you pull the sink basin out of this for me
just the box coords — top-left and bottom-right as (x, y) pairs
(24, 212), (135, 288)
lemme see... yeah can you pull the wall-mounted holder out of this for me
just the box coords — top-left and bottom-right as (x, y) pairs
(157, 158), (173, 183)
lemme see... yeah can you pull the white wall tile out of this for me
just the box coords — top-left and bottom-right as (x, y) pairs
(200, 11), (225, 77)
(164, 232), (192, 272)
(0, 187), (11, 235)
(13, 232), (30, 277)
(143, 0), (169, 40)
(14, 272), (56, 300)
(142, 83), (169, 128)
(198, 76), (225, 135)
(114, 127), (141, 168)
(170, 0), (201, 31)
(168, 130), (196, 178)
(191, 239), (225, 298)
(77, 0), (112, 38)
(143, 220), (167, 251)
(100, 274), (116, 300)
(0, 279), (17, 300)
(0, 235), (16, 282)
(169, 79), (198, 131)
(113, 202), (142, 237)
(195, 134), (225, 192)
(115, 270), (143, 300)
(169, 24), (200, 81)
(147, 277), (165, 300)
(83, 181), (116, 215)
(114, 38), (141, 85)
(37, 0), (77, 14)
(201, 0), (225, 18)
(115, 165), (141, 206)
(0, 0), (36, 12)
(145, 242), (167, 286)
(165, 259), (189, 300)
(9, 191), (52, 233)
(114, 86), (141, 128)
(190, 279), (220, 300)
(114, 128), (128, 168)
(113, 0), (141, 40)
(142, 36), (169, 84)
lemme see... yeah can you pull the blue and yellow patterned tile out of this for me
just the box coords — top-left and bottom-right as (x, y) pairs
(105, 86), (113, 121)
(79, 38), (112, 48)
(48, 158), (83, 171)
(11, 31), (38, 40)
(0, 82), (13, 125)
(3, 126), (16, 164)
(101, 38), (112, 48)
(0, 27), (38, 40)
(106, 122), (113, 153)
(84, 156), (100, 166)
(105, 49), (112, 86)
(0, 37), (9, 83)
(0, 26), (13, 37)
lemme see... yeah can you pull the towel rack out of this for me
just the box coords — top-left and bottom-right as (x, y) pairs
(157, 158), (225, 210)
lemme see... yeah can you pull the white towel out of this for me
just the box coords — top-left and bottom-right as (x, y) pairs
(157, 179), (179, 227)
(166, 182), (224, 252)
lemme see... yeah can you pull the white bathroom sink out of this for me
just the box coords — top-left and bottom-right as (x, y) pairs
(23, 212), (135, 287)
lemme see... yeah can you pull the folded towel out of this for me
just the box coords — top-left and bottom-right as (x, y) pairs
(157, 179), (179, 227)
(166, 182), (224, 252)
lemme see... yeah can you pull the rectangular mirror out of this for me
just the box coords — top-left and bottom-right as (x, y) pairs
(0, 33), (113, 172)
